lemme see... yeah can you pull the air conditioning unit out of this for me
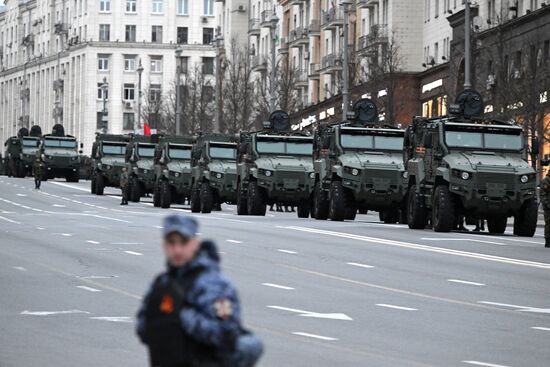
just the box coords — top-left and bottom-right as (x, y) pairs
(125, 101), (134, 109)
(237, 5), (246, 12)
(202, 17), (208, 24)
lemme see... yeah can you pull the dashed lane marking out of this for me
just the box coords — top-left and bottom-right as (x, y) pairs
(478, 301), (550, 314)
(124, 251), (144, 256)
(292, 332), (337, 341)
(86, 240), (100, 244)
(0, 215), (20, 224)
(50, 182), (90, 192)
(16, 194), (27, 197)
(448, 279), (485, 286)
(226, 240), (242, 244)
(347, 262), (374, 269)
(12, 266), (27, 271)
(462, 361), (511, 367)
(111, 242), (143, 245)
(262, 283), (295, 290)
(21, 310), (90, 316)
(76, 285), (102, 293)
(90, 316), (133, 323)
(278, 249), (297, 254)
(376, 304), (418, 311)
(531, 327), (550, 331)
(52, 204), (66, 208)
(421, 237), (506, 246)
(36, 227), (45, 230)
(78, 275), (119, 279)
(0, 197), (43, 212)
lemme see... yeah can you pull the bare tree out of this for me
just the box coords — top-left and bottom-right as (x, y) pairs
(140, 84), (165, 132)
(184, 65), (215, 134)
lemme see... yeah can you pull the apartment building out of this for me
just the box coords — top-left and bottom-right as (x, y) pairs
(217, 0), (249, 51)
(0, 0), (218, 154)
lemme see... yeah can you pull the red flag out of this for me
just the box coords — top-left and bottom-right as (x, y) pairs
(143, 122), (151, 136)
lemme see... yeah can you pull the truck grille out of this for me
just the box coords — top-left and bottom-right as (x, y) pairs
(476, 172), (515, 188)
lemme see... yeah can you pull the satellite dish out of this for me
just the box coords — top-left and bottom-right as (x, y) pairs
(269, 110), (291, 131)
(455, 89), (484, 117)
(353, 98), (378, 124)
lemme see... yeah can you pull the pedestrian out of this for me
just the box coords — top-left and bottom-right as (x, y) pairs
(136, 214), (263, 367)
(33, 158), (44, 190)
(540, 171), (550, 248)
(120, 167), (129, 205)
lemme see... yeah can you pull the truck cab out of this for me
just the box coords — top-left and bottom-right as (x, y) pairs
(91, 134), (131, 195)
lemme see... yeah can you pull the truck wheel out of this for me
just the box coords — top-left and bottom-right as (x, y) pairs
(91, 176), (97, 194)
(329, 181), (350, 221)
(513, 199), (537, 237)
(236, 182), (248, 215)
(313, 182), (329, 220)
(247, 181), (266, 216)
(346, 207), (357, 220)
(200, 182), (214, 214)
(398, 209), (408, 224)
(407, 185), (428, 229)
(487, 217), (507, 234)
(297, 200), (311, 218)
(190, 184), (201, 213)
(432, 186), (455, 232)
(95, 174), (105, 195)
(129, 179), (141, 202)
(153, 183), (161, 207)
(383, 208), (400, 224)
(160, 181), (172, 209)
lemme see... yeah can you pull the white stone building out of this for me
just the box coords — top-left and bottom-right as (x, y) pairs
(0, 0), (219, 154)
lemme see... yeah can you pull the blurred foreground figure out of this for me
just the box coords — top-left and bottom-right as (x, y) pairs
(137, 214), (263, 367)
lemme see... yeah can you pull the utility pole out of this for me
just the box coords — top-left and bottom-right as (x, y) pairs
(269, 12), (279, 113)
(464, 0), (472, 89)
(341, 0), (352, 121)
(175, 47), (183, 136)
(213, 32), (224, 133)
(136, 60), (144, 132)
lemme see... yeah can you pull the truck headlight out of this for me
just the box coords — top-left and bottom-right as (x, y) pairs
(309, 172), (315, 179)
(452, 169), (471, 180)
(520, 175), (529, 183)
(143, 169), (149, 174)
(71, 156), (78, 161)
(216, 172), (223, 179)
(174, 172), (180, 177)
(351, 168), (359, 176)
(106, 165), (112, 170)
(461, 172), (470, 180)
(402, 171), (409, 179)
(264, 170), (272, 177)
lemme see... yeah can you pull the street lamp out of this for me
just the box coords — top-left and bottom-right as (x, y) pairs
(136, 59), (144, 132)
(100, 77), (109, 134)
(269, 12), (279, 113)
(341, 0), (352, 121)
(213, 33), (224, 133)
(464, 0), (472, 89)
(175, 47), (183, 136)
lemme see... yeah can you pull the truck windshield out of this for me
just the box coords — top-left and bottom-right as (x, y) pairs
(168, 147), (191, 160)
(22, 138), (39, 147)
(340, 133), (403, 151)
(44, 139), (77, 149)
(256, 138), (313, 156)
(138, 146), (155, 158)
(209, 146), (236, 160)
(102, 144), (126, 155)
(445, 130), (523, 150)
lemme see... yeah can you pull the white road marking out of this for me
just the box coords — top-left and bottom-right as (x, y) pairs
(347, 262), (374, 269)
(86, 240), (100, 244)
(448, 279), (485, 286)
(125, 251), (144, 256)
(421, 237), (506, 246)
(111, 242), (143, 245)
(153, 225), (163, 229)
(79, 275), (118, 279)
(50, 182), (90, 192)
(226, 240), (242, 244)
(459, 233), (543, 245)
(36, 227), (45, 230)
(478, 301), (550, 314)
(21, 310), (90, 316)
(267, 305), (352, 320)
(0, 215), (20, 224)
(278, 249), (297, 254)
(285, 226), (550, 270)
(462, 361), (511, 367)
(52, 204), (66, 208)
(376, 304), (418, 311)
(0, 197), (43, 212)
(16, 194), (27, 197)
(292, 332), (337, 341)
(262, 283), (295, 290)
(76, 285), (102, 292)
(91, 316), (133, 323)
(59, 233), (72, 237)
(2, 211), (16, 214)
(12, 266), (27, 271)
(531, 327), (550, 331)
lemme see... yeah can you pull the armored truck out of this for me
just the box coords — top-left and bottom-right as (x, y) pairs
(153, 136), (196, 208)
(404, 90), (538, 236)
(91, 134), (131, 195)
(4, 126), (42, 178)
(39, 125), (80, 182)
(125, 135), (161, 202)
(236, 111), (315, 217)
(311, 99), (408, 223)
(190, 133), (238, 213)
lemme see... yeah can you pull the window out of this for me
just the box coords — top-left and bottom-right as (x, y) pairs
(98, 54), (109, 71)
(150, 56), (163, 73)
(125, 25), (136, 42)
(152, 0), (163, 14)
(177, 0), (188, 15)
(126, 0), (137, 13)
(123, 113), (135, 130)
(124, 84), (135, 100)
(149, 84), (162, 102)
(202, 57), (214, 75)
(97, 112), (105, 129)
(178, 56), (189, 74)
(203, 28), (214, 45)
(124, 55), (136, 71)
(99, 0), (110, 12)
(177, 27), (188, 44)
(435, 0), (439, 17)
(151, 26), (163, 43)
(434, 42), (439, 62)
(99, 24), (110, 41)
(204, 0), (214, 15)
(97, 83), (109, 100)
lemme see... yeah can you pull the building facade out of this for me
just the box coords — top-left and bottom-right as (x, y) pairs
(0, 0), (218, 154)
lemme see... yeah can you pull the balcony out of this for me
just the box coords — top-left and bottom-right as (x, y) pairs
(320, 53), (342, 74)
(248, 18), (261, 36)
(294, 69), (308, 88)
(308, 19), (320, 36)
(261, 10), (274, 28)
(251, 55), (267, 72)
(279, 37), (289, 54)
(321, 9), (344, 30)
(288, 27), (309, 48)
(309, 63), (320, 79)
(357, 0), (379, 9)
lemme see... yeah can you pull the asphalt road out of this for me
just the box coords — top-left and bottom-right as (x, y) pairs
(0, 176), (549, 367)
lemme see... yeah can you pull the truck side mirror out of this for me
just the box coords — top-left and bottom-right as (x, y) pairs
(532, 137), (540, 156)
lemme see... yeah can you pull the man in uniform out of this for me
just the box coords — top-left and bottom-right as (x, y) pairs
(540, 171), (550, 248)
(120, 167), (129, 205)
(33, 158), (44, 190)
(136, 214), (263, 366)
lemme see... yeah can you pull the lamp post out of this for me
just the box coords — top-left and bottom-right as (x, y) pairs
(341, 0), (352, 121)
(464, 0), (472, 89)
(100, 77), (109, 134)
(136, 59), (144, 132)
(269, 12), (279, 113)
(175, 47), (183, 136)
(213, 33), (224, 133)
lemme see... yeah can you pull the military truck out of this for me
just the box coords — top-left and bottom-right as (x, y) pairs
(404, 90), (538, 236)
(125, 135), (161, 202)
(236, 111), (315, 217)
(153, 136), (196, 208)
(190, 133), (238, 213)
(3, 125), (42, 178)
(38, 124), (80, 182)
(91, 134), (131, 195)
(311, 99), (408, 222)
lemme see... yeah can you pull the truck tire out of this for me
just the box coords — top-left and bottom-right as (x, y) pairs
(313, 182), (329, 220)
(95, 174), (105, 195)
(399, 209), (408, 225)
(487, 216), (507, 234)
(160, 181), (172, 209)
(346, 207), (357, 220)
(16, 161), (26, 178)
(247, 181), (266, 216)
(297, 200), (311, 218)
(190, 184), (201, 213)
(91, 176), (97, 194)
(236, 182), (248, 215)
(407, 185), (428, 229)
(432, 186), (455, 232)
(129, 179), (141, 202)
(153, 183), (161, 207)
(329, 181), (348, 221)
(200, 182), (214, 214)
(513, 199), (537, 237)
